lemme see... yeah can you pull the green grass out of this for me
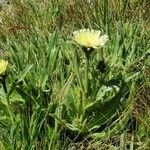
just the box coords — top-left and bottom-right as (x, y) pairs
(0, 0), (150, 149)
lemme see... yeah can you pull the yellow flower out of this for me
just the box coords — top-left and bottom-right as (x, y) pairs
(73, 29), (108, 49)
(0, 59), (8, 75)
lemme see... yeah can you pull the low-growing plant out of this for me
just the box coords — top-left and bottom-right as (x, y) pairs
(0, 0), (149, 149)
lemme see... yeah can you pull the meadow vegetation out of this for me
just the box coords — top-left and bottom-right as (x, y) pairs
(0, 0), (150, 149)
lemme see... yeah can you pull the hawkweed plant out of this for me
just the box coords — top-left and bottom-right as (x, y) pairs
(73, 29), (108, 123)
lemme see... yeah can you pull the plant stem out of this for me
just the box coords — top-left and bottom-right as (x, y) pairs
(74, 49), (85, 94)
(80, 53), (90, 123)
(85, 53), (89, 99)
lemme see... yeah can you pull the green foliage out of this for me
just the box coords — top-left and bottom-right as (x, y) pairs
(0, 0), (149, 149)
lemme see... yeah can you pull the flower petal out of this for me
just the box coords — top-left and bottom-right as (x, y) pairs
(0, 59), (8, 75)
(73, 29), (108, 49)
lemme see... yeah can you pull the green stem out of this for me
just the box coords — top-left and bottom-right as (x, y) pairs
(85, 53), (89, 99)
(74, 49), (85, 94)
(80, 53), (89, 123)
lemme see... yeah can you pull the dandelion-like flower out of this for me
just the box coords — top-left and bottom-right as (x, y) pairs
(0, 59), (8, 75)
(73, 29), (108, 49)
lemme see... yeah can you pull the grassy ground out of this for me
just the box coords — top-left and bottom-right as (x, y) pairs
(0, 0), (150, 149)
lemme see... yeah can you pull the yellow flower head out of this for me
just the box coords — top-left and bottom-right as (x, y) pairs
(0, 59), (8, 75)
(73, 29), (108, 49)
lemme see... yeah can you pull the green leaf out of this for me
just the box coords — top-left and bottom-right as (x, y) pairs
(9, 91), (25, 103)
(89, 82), (136, 139)
(0, 86), (7, 106)
(57, 73), (74, 102)
(86, 81), (128, 131)
(16, 64), (33, 83)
